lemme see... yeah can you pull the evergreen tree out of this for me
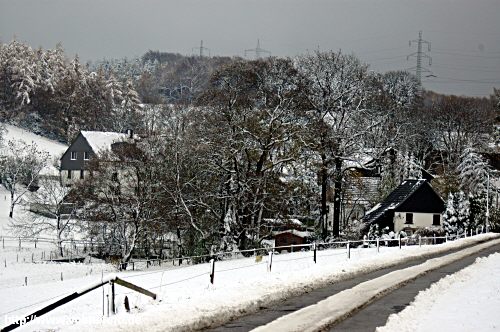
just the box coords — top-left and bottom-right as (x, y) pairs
(443, 191), (470, 235)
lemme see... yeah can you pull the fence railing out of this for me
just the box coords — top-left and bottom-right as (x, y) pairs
(0, 226), (488, 271)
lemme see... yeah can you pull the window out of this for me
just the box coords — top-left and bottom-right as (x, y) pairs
(83, 151), (89, 160)
(67, 170), (72, 179)
(405, 213), (414, 224)
(433, 214), (441, 226)
(80, 170), (85, 179)
(70, 151), (77, 160)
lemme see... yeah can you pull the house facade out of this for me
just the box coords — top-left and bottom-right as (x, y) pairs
(363, 179), (445, 234)
(60, 130), (136, 185)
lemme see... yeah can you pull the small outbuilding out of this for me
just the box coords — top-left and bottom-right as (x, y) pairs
(363, 179), (445, 234)
(273, 229), (312, 252)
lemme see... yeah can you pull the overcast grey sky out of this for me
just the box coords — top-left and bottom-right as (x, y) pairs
(1, 0), (499, 96)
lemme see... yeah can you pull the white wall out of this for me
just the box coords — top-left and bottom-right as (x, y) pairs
(394, 212), (442, 233)
(60, 170), (90, 186)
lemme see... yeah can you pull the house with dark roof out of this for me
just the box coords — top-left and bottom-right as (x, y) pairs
(363, 179), (445, 234)
(60, 130), (137, 185)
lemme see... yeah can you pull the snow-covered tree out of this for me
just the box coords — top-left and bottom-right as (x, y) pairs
(295, 51), (374, 238)
(9, 178), (78, 256)
(443, 191), (470, 235)
(0, 140), (48, 218)
(458, 147), (489, 195)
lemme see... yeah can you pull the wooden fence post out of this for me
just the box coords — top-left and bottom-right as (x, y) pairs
(268, 251), (273, 272)
(398, 235), (401, 249)
(347, 241), (351, 259)
(313, 243), (317, 263)
(209, 259), (215, 284)
(376, 238), (380, 253)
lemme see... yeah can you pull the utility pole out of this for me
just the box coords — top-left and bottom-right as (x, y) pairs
(407, 31), (432, 83)
(192, 40), (210, 57)
(244, 39), (271, 59)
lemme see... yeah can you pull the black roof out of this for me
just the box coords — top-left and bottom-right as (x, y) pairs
(363, 179), (431, 224)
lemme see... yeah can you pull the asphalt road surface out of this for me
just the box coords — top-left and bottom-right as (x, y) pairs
(206, 239), (499, 332)
(331, 242), (500, 331)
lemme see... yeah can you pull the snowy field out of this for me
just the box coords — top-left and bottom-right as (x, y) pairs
(0, 233), (497, 332)
(378, 252), (500, 332)
(2, 124), (67, 159)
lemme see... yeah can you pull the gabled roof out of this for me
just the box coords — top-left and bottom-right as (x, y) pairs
(363, 179), (427, 224)
(80, 131), (134, 155)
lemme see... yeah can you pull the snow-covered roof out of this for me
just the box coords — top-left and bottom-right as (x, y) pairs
(263, 218), (303, 226)
(80, 131), (135, 155)
(273, 229), (312, 238)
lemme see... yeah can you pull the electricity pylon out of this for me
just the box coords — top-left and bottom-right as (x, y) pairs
(192, 40), (210, 57)
(407, 31), (432, 83)
(244, 39), (271, 59)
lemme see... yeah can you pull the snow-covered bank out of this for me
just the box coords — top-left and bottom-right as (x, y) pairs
(377, 251), (500, 332)
(2, 233), (496, 332)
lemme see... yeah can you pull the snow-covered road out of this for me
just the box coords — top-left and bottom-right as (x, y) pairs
(251, 237), (500, 332)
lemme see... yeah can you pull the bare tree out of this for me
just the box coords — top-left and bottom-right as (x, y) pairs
(9, 178), (78, 256)
(296, 51), (373, 238)
(77, 142), (163, 265)
(0, 139), (48, 218)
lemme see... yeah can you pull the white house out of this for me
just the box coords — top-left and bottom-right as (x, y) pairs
(363, 179), (445, 234)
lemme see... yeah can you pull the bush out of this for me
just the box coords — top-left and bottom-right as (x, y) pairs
(414, 226), (445, 237)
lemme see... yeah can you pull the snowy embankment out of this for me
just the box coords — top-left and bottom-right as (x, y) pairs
(377, 252), (500, 332)
(1, 233), (497, 332)
(2, 124), (67, 174)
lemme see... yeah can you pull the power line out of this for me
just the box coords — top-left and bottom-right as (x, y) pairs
(407, 30), (432, 83)
(431, 63), (500, 73)
(432, 50), (500, 59)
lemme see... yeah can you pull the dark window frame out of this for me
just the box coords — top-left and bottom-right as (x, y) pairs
(70, 151), (77, 160)
(405, 213), (414, 224)
(83, 151), (89, 160)
(80, 170), (84, 179)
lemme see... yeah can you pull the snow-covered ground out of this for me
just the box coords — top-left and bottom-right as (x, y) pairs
(2, 124), (67, 160)
(378, 252), (500, 332)
(0, 233), (497, 332)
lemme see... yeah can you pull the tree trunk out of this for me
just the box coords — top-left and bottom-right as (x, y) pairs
(57, 216), (63, 257)
(9, 190), (15, 218)
(332, 157), (342, 238)
(320, 154), (328, 240)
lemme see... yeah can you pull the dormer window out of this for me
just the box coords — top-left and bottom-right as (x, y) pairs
(84, 151), (89, 160)
(71, 151), (77, 160)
